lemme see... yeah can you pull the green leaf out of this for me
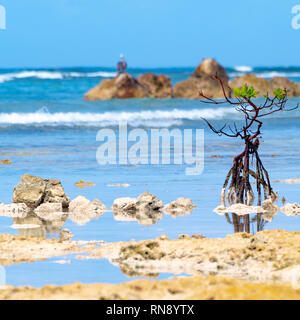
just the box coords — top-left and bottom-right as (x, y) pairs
(241, 84), (248, 96)
(233, 88), (241, 97)
(273, 88), (286, 100)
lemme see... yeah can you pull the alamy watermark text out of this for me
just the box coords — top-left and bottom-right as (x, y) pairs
(0, 5), (6, 30)
(96, 122), (204, 176)
(292, 5), (300, 29)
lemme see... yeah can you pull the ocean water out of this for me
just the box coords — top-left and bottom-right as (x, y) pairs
(0, 66), (300, 287)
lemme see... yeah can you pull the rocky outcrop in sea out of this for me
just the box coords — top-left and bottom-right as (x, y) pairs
(84, 72), (172, 100)
(173, 58), (231, 99)
(83, 58), (300, 100)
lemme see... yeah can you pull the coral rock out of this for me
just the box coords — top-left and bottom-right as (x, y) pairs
(13, 175), (70, 209)
(69, 196), (106, 225)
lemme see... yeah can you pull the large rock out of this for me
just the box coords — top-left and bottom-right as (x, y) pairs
(229, 74), (270, 96)
(84, 73), (150, 100)
(173, 58), (231, 99)
(13, 174), (70, 209)
(229, 74), (300, 97)
(193, 58), (228, 82)
(269, 77), (300, 96)
(137, 73), (172, 98)
(13, 175), (45, 208)
(173, 77), (228, 99)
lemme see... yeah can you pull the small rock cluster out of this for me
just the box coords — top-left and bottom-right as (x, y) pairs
(3, 174), (196, 231)
(112, 192), (196, 226)
(213, 196), (300, 222)
(4, 174), (300, 231)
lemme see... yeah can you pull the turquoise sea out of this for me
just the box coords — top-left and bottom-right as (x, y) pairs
(0, 66), (300, 287)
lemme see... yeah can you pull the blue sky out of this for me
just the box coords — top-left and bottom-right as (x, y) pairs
(0, 0), (299, 68)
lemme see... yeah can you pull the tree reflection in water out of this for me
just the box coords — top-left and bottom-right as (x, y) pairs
(224, 212), (267, 234)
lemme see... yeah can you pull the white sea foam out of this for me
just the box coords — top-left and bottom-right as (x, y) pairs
(69, 71), (117, 78)
(229, 71), (300, 79)
(0, 107), (238, 127)
(255, 72), (300, 78)
(0, 70), (117, 83)
(234, 66), (253, 72)
(0, 71), (63, 82)
(1, 68), (299, 83)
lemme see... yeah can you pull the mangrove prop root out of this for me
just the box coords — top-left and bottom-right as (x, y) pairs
(201, 75), (298, 233)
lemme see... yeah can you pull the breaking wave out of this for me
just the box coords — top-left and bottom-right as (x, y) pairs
(233, 66), (253, 72)
(0, 107), (238, 128)
(255, 71), (300, 78)
(1, 67), (300, 84)
(0, 70), (117, 83)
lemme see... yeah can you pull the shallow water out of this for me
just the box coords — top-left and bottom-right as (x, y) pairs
(5, 257), (190, 288)
(0, 67), (300, 287)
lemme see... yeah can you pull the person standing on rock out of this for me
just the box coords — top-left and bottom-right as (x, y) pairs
(117, 54), (127, 74)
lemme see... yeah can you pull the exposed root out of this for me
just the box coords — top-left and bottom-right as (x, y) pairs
(200, 75), (295, 233)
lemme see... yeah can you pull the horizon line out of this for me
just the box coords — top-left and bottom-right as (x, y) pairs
(0, 64), (300, 70)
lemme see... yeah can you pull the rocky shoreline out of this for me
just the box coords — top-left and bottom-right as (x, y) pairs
(1, 230), (300, 299)
(1, 174), (300, 299)
(78, 230), (300, 287)
(2, 229), (300, 288)
(84, 58), (300, 100)
(2, 275), (300, 300)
